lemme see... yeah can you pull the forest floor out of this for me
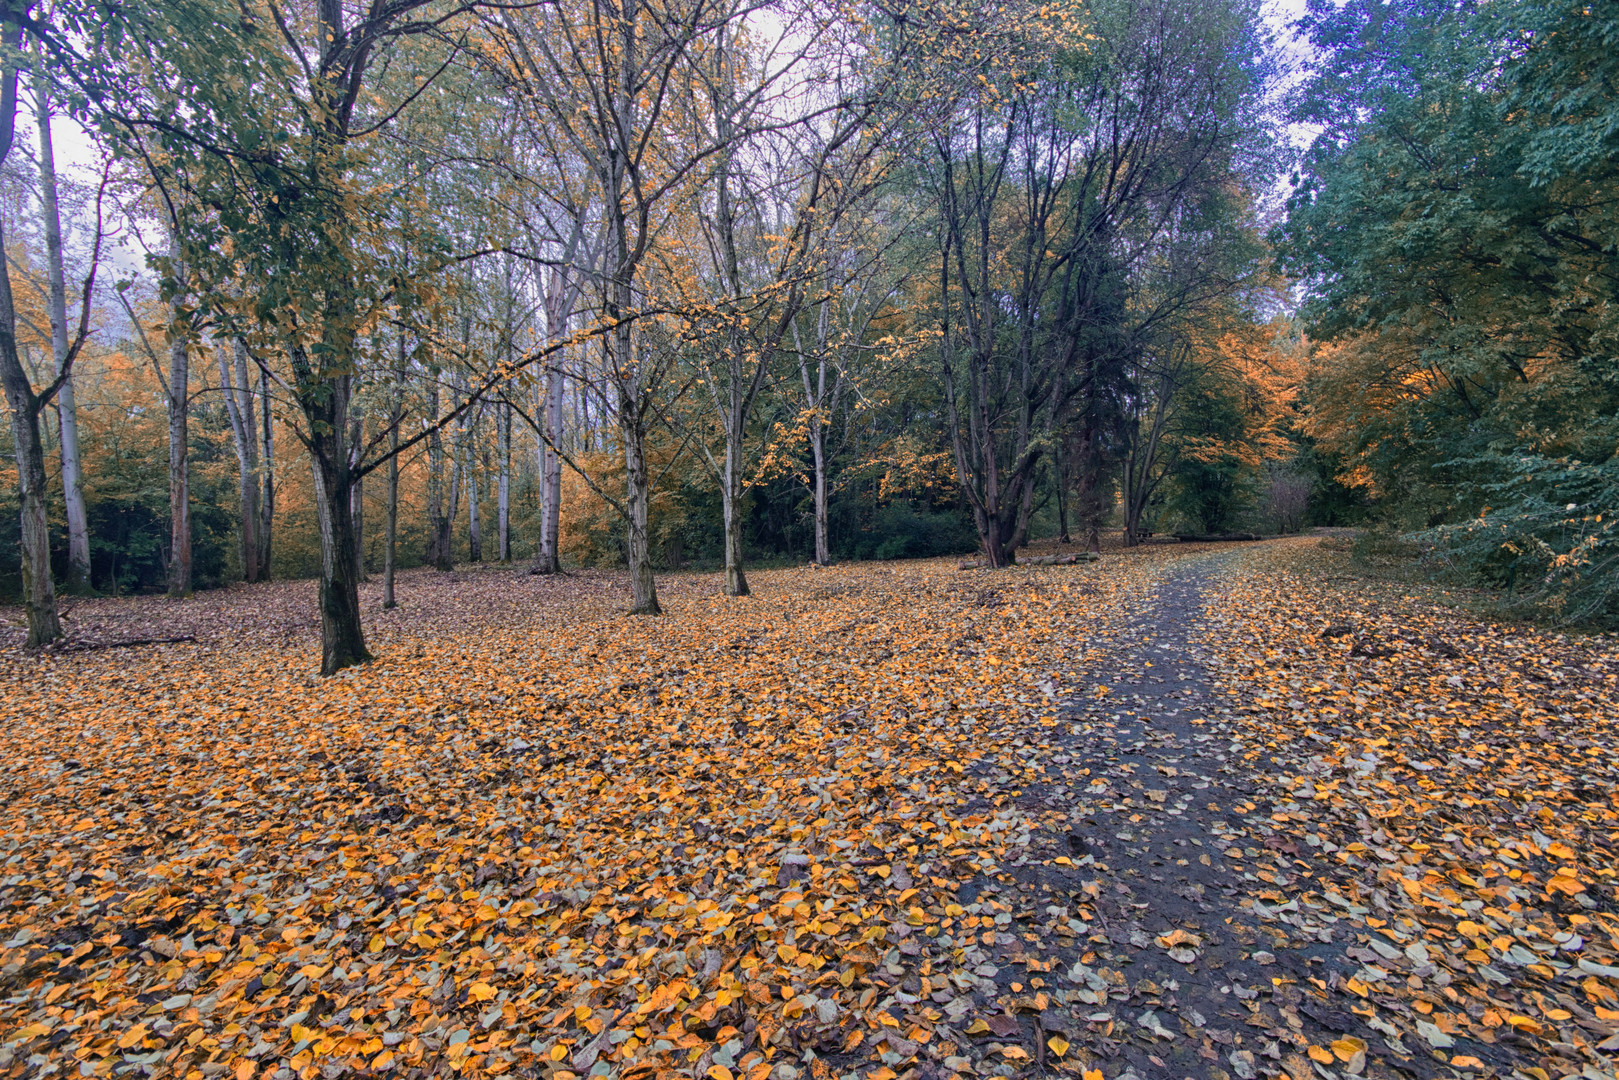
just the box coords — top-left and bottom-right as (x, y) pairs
(0, 538), (1616, 1080)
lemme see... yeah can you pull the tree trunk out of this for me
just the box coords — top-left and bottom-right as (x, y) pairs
(0, 221), (60, 645)
(533, 293), (566, 575)
(1054, 437), (1071, 544)
(36, 81), (89, 592)
(722, 439), (749, 595)
(383, 420), (399, 608)
(467, 452), (482, 562)
(810, 412), (830, 566)
(304, 366), (371, 675)
(426, 374), (452, 570)
(446, 383), (464, 554)
(166, 258), (191, 597)
(1074, 419), (1105, 554)
(257, 366), (275, 579)
(349, 415), (366, 580)
(497, 399), (510, 562)
(622, 411), (660, 614)
(385, 334), (402, 606)
(220, 339), (259, 580)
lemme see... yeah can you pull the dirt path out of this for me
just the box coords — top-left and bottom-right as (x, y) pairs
(942, 553), (1406, 1080)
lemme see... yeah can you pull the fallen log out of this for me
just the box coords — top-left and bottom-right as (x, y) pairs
(1172, 532), (1266, 542)
(957, 551), (1098, 569)
(48, 634), (199, 653)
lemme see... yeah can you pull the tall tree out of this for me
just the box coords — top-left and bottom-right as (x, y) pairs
(33, 74), (89, 592)
(0, 3), (101, 644)
(929, 0), (1271, 564)
(164, 230), (191, 597)
(219, 337), (261, 580)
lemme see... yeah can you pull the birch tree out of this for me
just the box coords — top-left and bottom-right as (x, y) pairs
(33, 75), (89, 592)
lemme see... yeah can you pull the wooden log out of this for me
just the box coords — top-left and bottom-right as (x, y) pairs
(956, 551), (1095, 569)
(1171, 532), (1266, 542)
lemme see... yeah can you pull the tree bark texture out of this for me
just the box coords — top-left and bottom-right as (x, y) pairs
(36, 81), (89, 591)
(0, 219), (61, 645)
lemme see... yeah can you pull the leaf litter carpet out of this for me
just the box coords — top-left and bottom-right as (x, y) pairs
(0, 540), (1614, 1080)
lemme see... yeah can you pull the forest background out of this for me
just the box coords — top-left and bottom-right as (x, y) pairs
(0, 0), (1613, 670)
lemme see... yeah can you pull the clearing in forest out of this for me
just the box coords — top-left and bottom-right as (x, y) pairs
(1, 539), (1616, 1080)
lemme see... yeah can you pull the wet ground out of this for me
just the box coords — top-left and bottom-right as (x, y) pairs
(937, 556), (1428, 1080)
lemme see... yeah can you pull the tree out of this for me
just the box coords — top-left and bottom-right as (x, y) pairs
(928, 0), (1272, 564)
(33, 73), (89, 592)
(1285, 0), (1619, 620)
(0, 1), (103, 644)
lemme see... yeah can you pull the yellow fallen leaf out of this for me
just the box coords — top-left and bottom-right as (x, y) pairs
(236, 1062), (257, 1080)
(965, 1019), (990, 1035)
(372, 1050), (394, 1070)
(708, 1067), (734, 1080)
(117, 1024), (148, 1050)
(1330, 1037), (1367, 1061)
(1082, 1072), (1102, 1080)
(469, 982), (496, 1002)
(1450, 1056), (1483, 1069)
(1001, 1047), (1029, 1060)
(1046, 1036), (1069, 1057)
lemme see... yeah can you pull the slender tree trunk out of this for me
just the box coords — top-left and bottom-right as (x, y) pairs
(498, 399), (510, 562)
(166, 238), (191, 597)
(1054, 436), (1071, 544)
(426, 374), (452, 570)
(810, 412), (829, 566)
(533, 280), (567, 576)
(722, 438), (749, 596)
(350, 415), (366, 580)
(621, 406), (660, 615)
(0, 221), (60, 645)
(220, 339), (259, 580)
(257, 366), (274, 579)
(384, 335), (402, 607)
(36, 81), (89, 592)
(467, 439), (482, 563)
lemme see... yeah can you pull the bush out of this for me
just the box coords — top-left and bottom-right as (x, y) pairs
(1417, 452), (1619, 626)
(851, 502), (979, 561)
(1260, 463), (1313, 534)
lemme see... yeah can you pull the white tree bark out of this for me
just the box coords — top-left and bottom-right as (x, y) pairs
(35, 79), (89, 591)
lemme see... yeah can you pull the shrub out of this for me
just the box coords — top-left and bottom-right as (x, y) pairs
(854, 502), (979, 561)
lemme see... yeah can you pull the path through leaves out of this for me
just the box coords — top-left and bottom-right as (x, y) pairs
(2, 540), (1615, 1080)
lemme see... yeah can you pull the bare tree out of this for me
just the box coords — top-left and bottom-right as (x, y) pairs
(33, 74), (90, 592)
